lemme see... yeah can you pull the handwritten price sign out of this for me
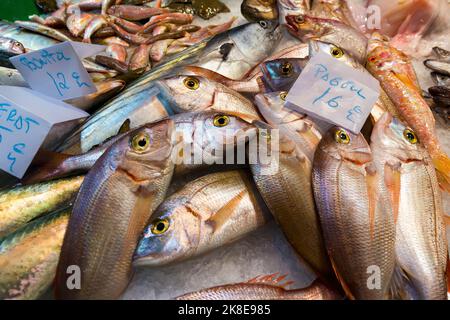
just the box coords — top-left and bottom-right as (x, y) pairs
(0, 86), (88, 178)
(10, 42), (104, 100)
(286, 51), (380, 133)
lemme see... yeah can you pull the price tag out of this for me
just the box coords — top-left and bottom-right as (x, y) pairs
(0, 86), (88, 178)
(286, 51), (380, 134)
(10, 41), (105, 100)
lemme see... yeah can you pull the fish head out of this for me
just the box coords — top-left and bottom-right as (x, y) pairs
(7, 38), (26, 55)
(153, 74), (217, 113)
(255, 91), (303, 126)
(241, 0), (279, 22)
(370, 112), (427, 163)
(320, 126), (372, 164)
(285, 14), (330, 41)
(260, 58), (306, 91)
(308, 40), (364, 70)
(133, 196), (201, 266)
(192, 112), (259, 151)
(110, 119), (175, 182)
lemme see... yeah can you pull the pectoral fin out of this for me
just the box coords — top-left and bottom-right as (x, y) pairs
(205, 189), (247, 233)
(384, 163), (401, 224)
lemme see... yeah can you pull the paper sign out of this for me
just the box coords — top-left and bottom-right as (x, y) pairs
(0, 86), (88, 178)
(10, 41), (105, 100)
(286, 51), (380, 134)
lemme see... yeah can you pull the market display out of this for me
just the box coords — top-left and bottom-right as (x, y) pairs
(0, 0), (449, 300)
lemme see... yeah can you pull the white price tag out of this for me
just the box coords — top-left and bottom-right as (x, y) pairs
(286, 51), (380, 133)
(0, 86), (88, 178)
(10, 41), (105, 100)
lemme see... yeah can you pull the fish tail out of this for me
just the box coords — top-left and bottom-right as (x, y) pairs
(432, 152), (450, 193)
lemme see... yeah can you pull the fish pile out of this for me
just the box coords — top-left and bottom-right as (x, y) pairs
(0, 0), (449, 300)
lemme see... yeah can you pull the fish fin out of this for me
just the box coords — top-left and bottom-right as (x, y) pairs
(246, 273), (293, 289)
(388, 264), (416, 300)
(432, 152), (450, 193)
(21, 149), (71, 184)
(118, 119), (131, 134)
(384, 163), (401, 224)
(205, 189), (246, 233)
(328, 253), (355, 300)
(365, 164), (378, 239)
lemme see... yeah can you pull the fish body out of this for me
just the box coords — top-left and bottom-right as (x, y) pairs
(0, 36), (25, 68)
(177, 276), (341, 300)
(0, 176), (82, 238)
(0, 20), (59, 51)
(55, 119), (175, 300)
(312, 126), (396, 299)
(14, 20), (72, 42)
(366, 33), (450, 190)
(66, 13), (96, 38)
(134, 170), (270, 266)
(0, 208), (70, 300)
(370, 113), (448, 300)
(107, 5), (169, 21)
(277, 0), (310, 24)
(249, 118), (331, 280)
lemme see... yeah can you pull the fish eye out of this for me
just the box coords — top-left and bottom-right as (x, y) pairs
(259, 21), (268, 29)
(151, 218), (170, 235)
(334, 129), (350, 144)
(403, 129), (418, 144)
(131, 132), (150, 153)
(279, 91), (287, 101)
(183, 76), (200, 90)
(279, 62), (293, 76)
(294, 15), (305, 24)
(330, 46), (344, 58)
(213, 115), (230, 127)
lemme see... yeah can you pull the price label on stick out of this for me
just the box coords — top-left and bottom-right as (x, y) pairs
(286, 51), (380, 134)
(10, 41), (105, 100)
(0, 86), (88, 178)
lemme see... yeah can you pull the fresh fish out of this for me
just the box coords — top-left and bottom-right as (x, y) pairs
(105, 43), (128, 62)
(66, 79), (126, 111)
(0, 20), (59, 51)
(249, 119), (332, 281)
(260, 58), (308, 92)
(366, 33), (450, 191)
(241, 0), (278, 21)
(134, 170), (271, 266)
(310, 0), (360, 29)
(192, 20), (281, 80)
(56, 70), (260, 154)
(107, 5), (170, 21)
(55, 112), (256, 299)
(55, 119), (175, 300)
(95, 36), (130, 47)
(312, 126), (396, 299)
(0, 66), (28, 87)
(67, 0), (103, 12)
(102, 0), (117, 15)
(424, 59), (450, 77)
(66, 13), (96, 38)
(0, 36), (25, 68)
(108, 16), (143, 34)
(0, 176), (82, 238)
(83, 16), (108, 43)
(432, 46), (450, 62)
(150, 39), (176, 62)
(129, 44), (152, 74)
(56, 22), (280, 153)
(95, 55), (129, 73)
(91, 26), (116, 38)
(13, 20), (72, 42)
(370, 113), (448, 300)
(0, 208), (70, 300)
(165, 0), (230, 20)
(285, 14), (367, 64)
(176, 275), (341, 300)
(35, 0), (58, 13)
(141, 13), (194, 34)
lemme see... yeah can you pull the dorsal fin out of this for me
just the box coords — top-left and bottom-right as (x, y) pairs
(118, 119), (131, 135)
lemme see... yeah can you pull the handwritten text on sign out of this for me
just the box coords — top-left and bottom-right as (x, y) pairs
(286, 51), (380, 133)
(10, 42), (98, 100)
(0, 99), (44, 177)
